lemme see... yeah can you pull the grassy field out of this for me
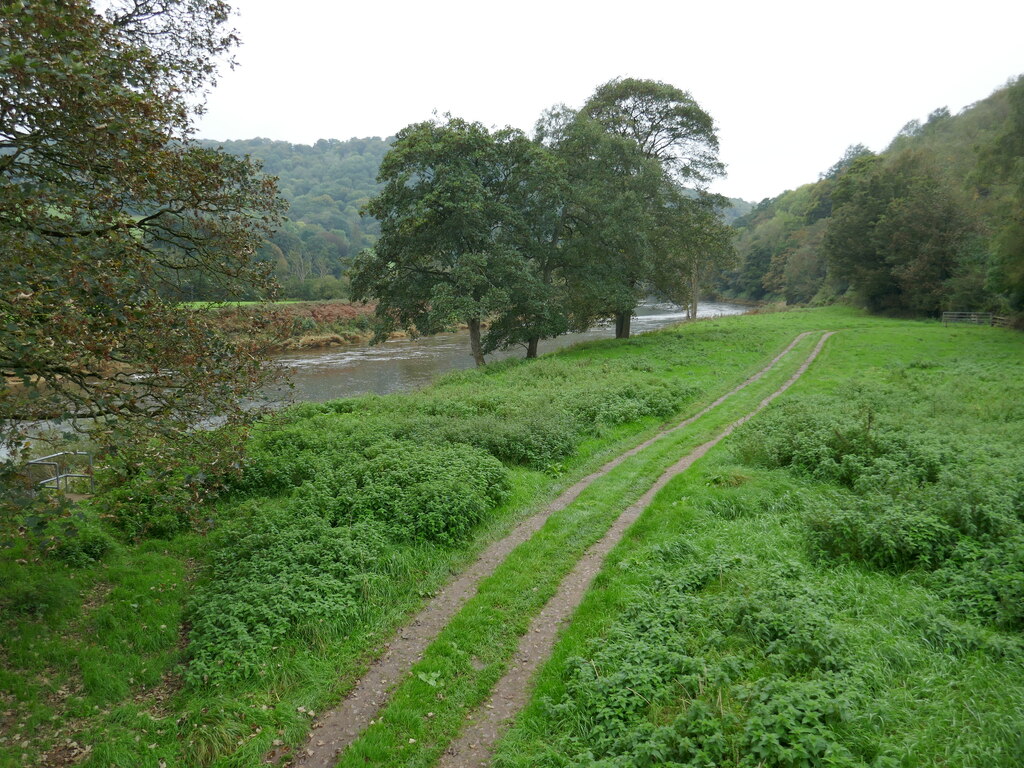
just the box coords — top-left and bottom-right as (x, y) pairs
(492, 318), (1024, 767)
(1, 307), (1021, 767)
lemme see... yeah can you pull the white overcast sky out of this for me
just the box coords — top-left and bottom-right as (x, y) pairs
(196, 0), (1024, 203)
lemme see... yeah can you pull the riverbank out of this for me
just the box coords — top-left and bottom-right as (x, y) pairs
(204, 299), (758, 354)
(206, 299), (381, 351)
(2, 307), (1021, 767)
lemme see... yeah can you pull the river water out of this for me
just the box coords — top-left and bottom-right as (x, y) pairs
(2, 302), (748, 460)
(260, 301), (748, 406)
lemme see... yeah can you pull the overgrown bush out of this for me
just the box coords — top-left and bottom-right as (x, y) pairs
(49, 517), (115, 567)
(733, 395), (946, 491)
(95, 427), (249, 539)
(804, 493), (959, 572)
(932, 536), (1024, 630)
(289, 440), (508, 543)
(186, 505), (388, 685)
(541, 554), (873, 768)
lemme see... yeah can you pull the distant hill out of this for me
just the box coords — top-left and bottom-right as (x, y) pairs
(717, 76), (1024, 316)
(208, 136), (754, 301)
(207, 137), (391, 299)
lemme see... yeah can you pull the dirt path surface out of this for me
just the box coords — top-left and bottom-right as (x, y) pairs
(289, 331), (819, 768)
(436, 331), (834, 768)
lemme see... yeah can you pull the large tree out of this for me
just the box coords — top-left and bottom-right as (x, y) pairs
(351, 117), (549, 366)
(538, 80), (725, 338)
(578, 78), (725, 336)
(0, 0), (286, 457)
(538, 108), (665, 339)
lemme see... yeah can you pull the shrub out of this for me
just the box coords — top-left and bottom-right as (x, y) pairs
(393, 408), (580, 469)
(737, 676), (860, 768)
(733, 396), (946, 491)
(933, 536), (1024, 630)
(94, 427), (249, 539)
(804, 494), (958, 571)
(289, 440), (509, 543)
(50, 519), (115, 567)
(186, 507), (388, 685)
(237, 411), (394, 494)
(542, 554), (872, 767)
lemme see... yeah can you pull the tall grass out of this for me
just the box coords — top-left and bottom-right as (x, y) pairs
(493, 320), (1024, 767)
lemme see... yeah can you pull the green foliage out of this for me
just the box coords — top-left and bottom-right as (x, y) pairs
(534, 555), (870, 768)
(354, 79), (731, 363)
(804, 494), (958, 571)
(732, 362), (1024, 609)
(180, 321), (713, 691)
(0, 0), (286, 458)
(352, 116), (556, 364)
(732, 392), (945, 490)
(48, 517), (115, 568)
(932, 536), (1024, 629)
(239, 349), (699, 486)
(582, 77), (723, 185)
(93, 426), (250, 539)
(542, 81), (730, 340)
(723, 78), (1024, 317)
(186, 507), (387, 684)
(288, 441), (508, 543)
(0, 559), (77, 618)
(825, 151), (979, 314)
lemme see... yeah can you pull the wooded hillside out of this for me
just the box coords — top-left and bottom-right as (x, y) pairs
(207, 137), (391, 299)
(718, 76), (1024, 316)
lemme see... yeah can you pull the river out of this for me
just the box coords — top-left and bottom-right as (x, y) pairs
(259, 301), (748, 406)
(2, 301), (748, 460)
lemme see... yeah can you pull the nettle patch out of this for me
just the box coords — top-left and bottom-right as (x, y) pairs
(186, 439), (508, 684)
(733, 380), (1024, 627)
(541, 556), (877, 768)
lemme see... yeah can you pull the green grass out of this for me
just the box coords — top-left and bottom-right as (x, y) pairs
(491, 318), (1024, 768)
(333, 331), (825, 767)
(5, 307), (1017, 767)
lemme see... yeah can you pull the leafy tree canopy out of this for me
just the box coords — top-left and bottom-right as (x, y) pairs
(0, 0), (286, 457)
(583, 77), (724, 186)
(351, 117), (552, 365)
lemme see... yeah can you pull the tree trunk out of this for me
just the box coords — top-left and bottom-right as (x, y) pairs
(468, 318), (485, 367)
(614, 311), (631, 339)
(526, 336), (539, 358)
(689, 266), (700, 320)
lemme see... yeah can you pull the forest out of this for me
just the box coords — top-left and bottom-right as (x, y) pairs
(719, 76), (1024, 315)
(207, 137), (389, 300)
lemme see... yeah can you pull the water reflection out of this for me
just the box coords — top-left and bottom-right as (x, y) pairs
(263, 301), (748, 406)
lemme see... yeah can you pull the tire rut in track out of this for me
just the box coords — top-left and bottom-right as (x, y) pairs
(288, 330), (819, 768)
(436, 331), (835, 768)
